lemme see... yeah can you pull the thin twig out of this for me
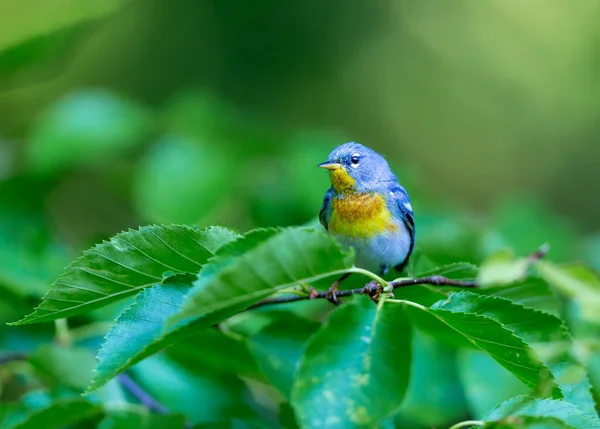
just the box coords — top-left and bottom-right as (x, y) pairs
(118, 373), (167, 414)
(527, 243), (549, 263)
(248, 277), (476, 309)
(248, 244), (549, 309)
(0, 351), (29, 365)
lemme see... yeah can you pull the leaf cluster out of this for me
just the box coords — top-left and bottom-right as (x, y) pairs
(3, 224), (600, 428)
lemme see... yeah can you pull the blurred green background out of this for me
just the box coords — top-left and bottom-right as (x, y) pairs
(2, 0), (600, 427)
(2, 0), (600, 254)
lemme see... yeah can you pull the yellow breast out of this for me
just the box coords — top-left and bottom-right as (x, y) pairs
(329, 193), (397, 238)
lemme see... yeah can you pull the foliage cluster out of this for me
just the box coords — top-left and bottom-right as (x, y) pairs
(3, 221), (600, 429)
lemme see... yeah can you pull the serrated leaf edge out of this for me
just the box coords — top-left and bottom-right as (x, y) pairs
(392, 295), (562, 396)
(9, 225), (233, 326)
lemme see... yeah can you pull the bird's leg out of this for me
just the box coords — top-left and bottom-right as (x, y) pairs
(300, 283), (319, 299)
(364, 266), (394, 303)
(378, 266), (394, 300)
(327, 273), (351, 305)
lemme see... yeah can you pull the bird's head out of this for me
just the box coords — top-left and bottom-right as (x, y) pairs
(318, 142), (395, 194)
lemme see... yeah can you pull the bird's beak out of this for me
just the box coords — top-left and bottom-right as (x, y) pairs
(318, 161), (343, 170)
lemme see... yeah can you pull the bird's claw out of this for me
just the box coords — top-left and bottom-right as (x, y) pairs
(308, 287), (319, 300)
(361, 281), (394, 303)
(326, 283), (341, 306)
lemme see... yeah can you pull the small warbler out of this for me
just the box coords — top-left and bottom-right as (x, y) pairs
(319, 142), (415, 303)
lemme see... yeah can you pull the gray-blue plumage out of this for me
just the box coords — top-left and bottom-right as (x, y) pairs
(319, 142), (415, 275)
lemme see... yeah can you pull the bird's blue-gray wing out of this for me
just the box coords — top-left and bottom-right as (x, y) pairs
(319, 188), (333, 231)
(389, 183), (415, 271)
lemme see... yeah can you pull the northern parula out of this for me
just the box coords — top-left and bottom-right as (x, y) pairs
(319, 142), (415, 302)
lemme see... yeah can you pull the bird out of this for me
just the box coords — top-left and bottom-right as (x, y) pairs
(318, 142), (415, 303)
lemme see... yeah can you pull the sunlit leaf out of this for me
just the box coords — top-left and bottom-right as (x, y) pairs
(12, 225), (238, 325)
(477, 249), (529, 287)
(88, 229), (274, 390)
(483, 397), (600, 428)
(536, 262), (600, 324)
(292, 296), (412, 428)
(166, 227), (354, 328)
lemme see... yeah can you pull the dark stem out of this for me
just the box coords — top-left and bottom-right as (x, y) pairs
(248, 244), (548, 309)
(118, 373), (167, 414)
(248, 277), (476, 309)
(0, 351), (29, 365)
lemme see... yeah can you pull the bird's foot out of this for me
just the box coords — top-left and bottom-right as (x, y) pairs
(308, 287), (319, 300)
(326, 282), (341, 306)
(361, 281), (394, 303)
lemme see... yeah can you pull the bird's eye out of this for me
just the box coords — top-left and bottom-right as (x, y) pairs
(350, 153), (360, 168)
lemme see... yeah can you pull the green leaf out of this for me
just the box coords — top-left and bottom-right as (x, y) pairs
(477, 249), (530, 287)
(279, 402), (301, 429)
(131, 355), (262, 424)
(166, 329), (262, 380)
(483, 397), (600, 428)
(91, 282), (264, 391)
(536, 261), (600, 324)
(395, 275), (561, 319)
(457, 349), (530, 418)
(477, 278), (561, 316)
(413, 262), (478, 280)
(395, 330), (470, 427)
(247, 314), (320, 399)
(0, 0), (131, 53)
(11, 225), (238, 325)
(410, 292), (596, 414)
(391, 262), (479, 310)
(27, 90), (152, 173)
(491, 416), (579, 429)
(29, 344), (97, 391)
(0, 178), (71, 297)
(192, 421), (265, 429)
(88, 229), (271, 391)
(7, 398), (102, 429)
(92, 227), (347, 392)
(89, 280), (193, 391)
(395, 293), (561, 395)
(291, 296), (413, 428)
(98, 409), (186, 429)
(166, 227), (354, 328)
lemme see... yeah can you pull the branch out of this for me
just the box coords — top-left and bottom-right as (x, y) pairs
(118, 373), (168, 414)
(0, 351), (29, 365)
(249, 244), (549, 309)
